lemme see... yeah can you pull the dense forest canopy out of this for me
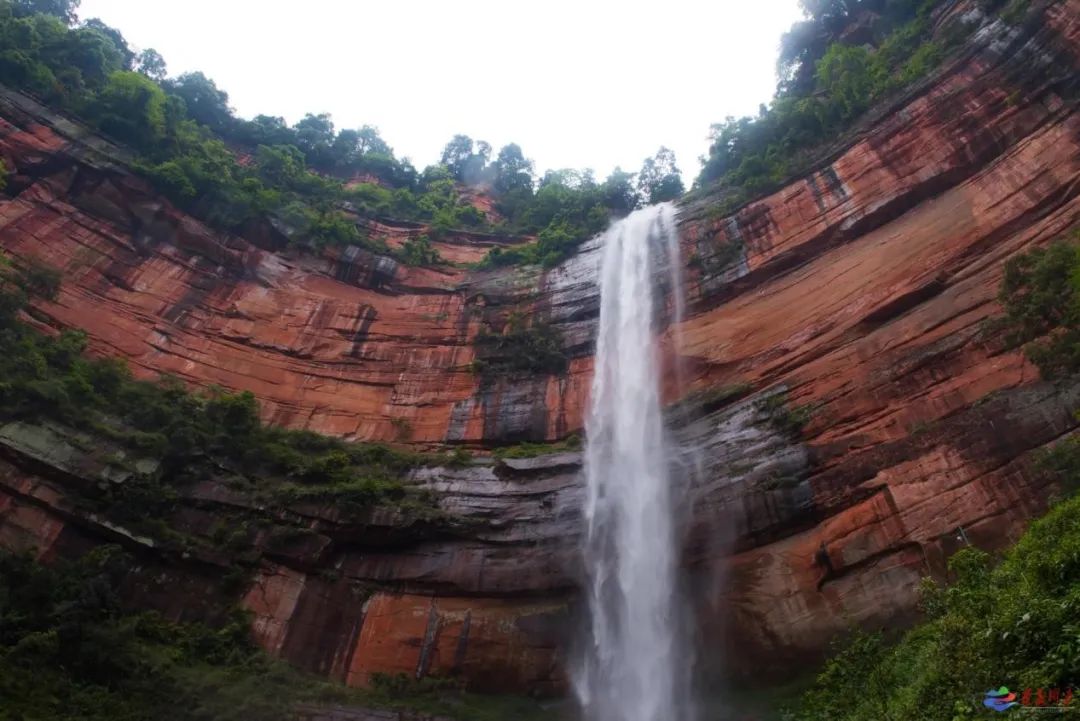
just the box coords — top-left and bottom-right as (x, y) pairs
(0, 0), (1016, 267)
(0, 0), (687, 268)
(693, 0), (981, 206)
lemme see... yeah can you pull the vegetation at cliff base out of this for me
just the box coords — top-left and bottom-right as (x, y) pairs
(0, 547), (340, 721)
(790, 488), (1080, 721)
(790, 231), (1080, 721)
(0, 548), (553, 721)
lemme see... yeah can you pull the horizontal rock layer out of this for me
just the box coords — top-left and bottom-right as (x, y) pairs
(0, 0), (1079, 693)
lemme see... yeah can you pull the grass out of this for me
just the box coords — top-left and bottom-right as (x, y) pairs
(492, 434), (582, 459)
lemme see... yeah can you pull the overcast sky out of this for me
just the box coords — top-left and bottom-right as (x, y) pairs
(77, 0), (804, 183)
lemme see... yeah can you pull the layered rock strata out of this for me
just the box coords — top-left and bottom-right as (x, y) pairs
(0, 0), (1078, 691)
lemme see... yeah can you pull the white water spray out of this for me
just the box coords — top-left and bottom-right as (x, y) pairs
(576, 203), (694, 721)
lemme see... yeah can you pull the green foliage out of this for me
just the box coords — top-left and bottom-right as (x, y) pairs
(133, 47), (165, 81)
(92, 70), (168, 149)
(1036, 434), (1080, 498)
(791, 488), (1080, 721)
(471, 316), (568, 377)
(440, 134), (490, 185)
(0, 548), (351, 721)
(997, 233), (1080, 379)
(637, 146), (684, 205)
(698, 0), (949, 195)
(478, 168), (632, 269)
(364, 672), (552, 721)
(0, 157), (7, 193)
(11, 0), (80, 24)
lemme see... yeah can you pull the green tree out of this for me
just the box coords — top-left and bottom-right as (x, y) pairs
(600, 167), (637, 215)
(134, 47), (166, 81)
(235, 113), (294, 147)
(355, 124), (390, 155)
(491, 143), (534, 194)
(815, 43), (880, 119)
(998, 235), (1080, 378)
(52, 22), (127, 89)
(399, 234), (442, 266)
(164, 71), (232, 132)
(293, 112), (335, 168)
(82, 17), (133, 69)
(11, 0), (79, 24)
(637, 147), (684, 204)
(439, 134), (493, 184)
(93, 71), (167, 149)
(440, 134), (474, 180)
(254, 144), (308, 189)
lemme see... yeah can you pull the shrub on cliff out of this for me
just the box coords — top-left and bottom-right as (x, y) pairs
(471, 316), (568, 377)
(0, 267), (441, 538)
(398, 234), (443, 266)
(997, 233), (1080, 379)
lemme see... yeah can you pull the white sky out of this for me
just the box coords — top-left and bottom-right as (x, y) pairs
(77, 0), (804, 182)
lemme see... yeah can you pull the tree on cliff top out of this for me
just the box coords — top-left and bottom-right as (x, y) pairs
(134, 47), (167, 82)
(164, 71), (233, 134)
(699, 0), (947, 192)
(93, 71), (169, 149)
(11, 0), (79, 24)
(440, 134), (492, 186)
(491, 143), (534, 195)
(637, 147), (684, 205)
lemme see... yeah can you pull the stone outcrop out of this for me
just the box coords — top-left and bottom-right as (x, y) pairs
(0, 0), (1078, 695)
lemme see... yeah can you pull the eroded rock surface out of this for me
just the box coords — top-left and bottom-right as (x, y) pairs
(1, 0), (1079, 692)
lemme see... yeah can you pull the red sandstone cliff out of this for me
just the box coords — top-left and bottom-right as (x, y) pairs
(0, 0), (1078, 695)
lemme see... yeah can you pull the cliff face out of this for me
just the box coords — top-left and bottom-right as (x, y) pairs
(0, 0), (1078, 695)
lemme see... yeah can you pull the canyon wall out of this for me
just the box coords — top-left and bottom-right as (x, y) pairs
(0, 0), (1078, 693)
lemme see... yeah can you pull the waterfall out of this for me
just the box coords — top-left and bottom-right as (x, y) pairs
(576, 203), (695, 721)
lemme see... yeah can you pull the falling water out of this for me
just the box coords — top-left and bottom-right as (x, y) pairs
(576, 203), (694, 721)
